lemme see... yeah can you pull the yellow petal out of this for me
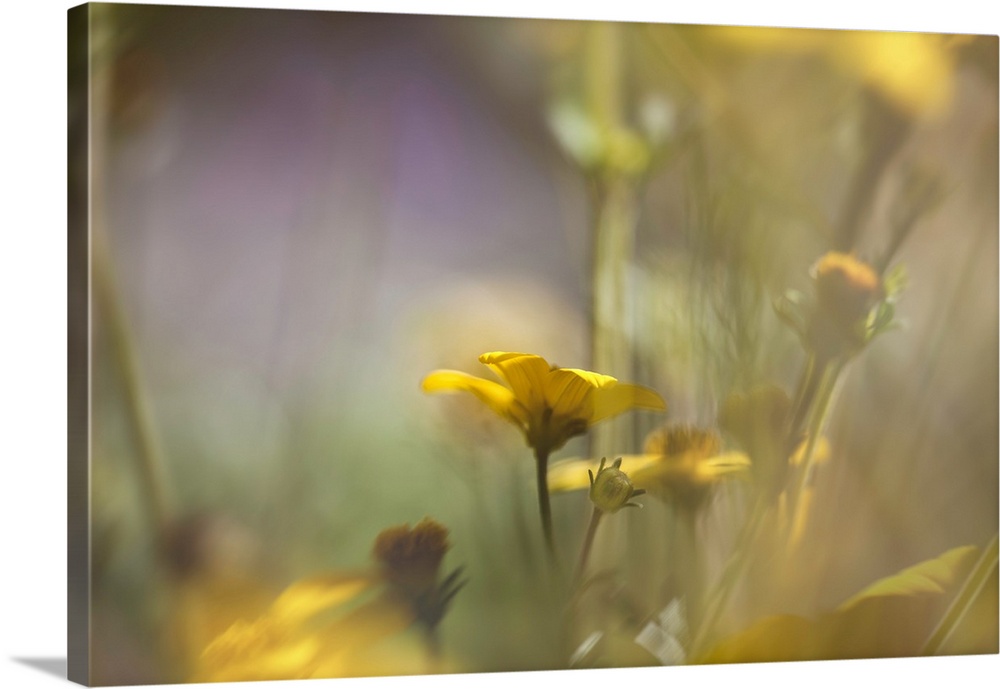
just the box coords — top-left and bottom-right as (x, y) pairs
(629, 451), (750, 493)
(546, 456), (596, 492)
(544, 368), (600, 420)
(790, 435), (831, 466)
(315, 594), (417, 654)
(590, 382), (667, 423)
(559, 367), (619, 389)
(703, 451), (753, 476)
(478, 351), (551, 413)
(196, 617), (321, 682)
(421, 370), (522, 425)
(549, 454), (661, 492)
(270, 572), (376, 625)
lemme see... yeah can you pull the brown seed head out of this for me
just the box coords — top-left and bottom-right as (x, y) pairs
(373, 518), (450, 595)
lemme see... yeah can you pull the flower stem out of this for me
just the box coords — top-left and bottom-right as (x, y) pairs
(786, 359), (843, 543)
(534, 447), (557, 561)
(423, 626), (443, 674)
(689, 500), (767, 658)
(89, 5), (172, 541)
(574, 508), (603, 586)
(586, 22), (637, 460)
(787, 352), (819, 443)
(675, 508), (703, 631)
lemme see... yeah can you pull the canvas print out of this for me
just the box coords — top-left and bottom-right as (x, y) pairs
(68, 3), (998, 686)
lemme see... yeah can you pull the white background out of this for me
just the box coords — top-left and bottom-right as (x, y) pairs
(1, 1), (997, 688)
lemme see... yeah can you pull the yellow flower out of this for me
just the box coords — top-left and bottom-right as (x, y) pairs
(549, 424), (750, 512)
(709, 26), (961, 117)
(633, 425), (751, 512)
(422, 351), (666, 456)
(192, 573), (410, 682)
(193, 520), (463, 682)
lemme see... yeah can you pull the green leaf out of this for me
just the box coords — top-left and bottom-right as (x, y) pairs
(882, 262), (909, 301)
(698, 546), (980, 664)
(839, 546), (977, 611)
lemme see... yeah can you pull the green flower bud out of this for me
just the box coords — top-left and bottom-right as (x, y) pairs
(589, 457), (644, 513)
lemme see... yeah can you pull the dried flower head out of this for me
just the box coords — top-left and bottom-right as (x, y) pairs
(372, 518), (465, 632)
(373, 518), (450, 595)
(809, 252), (884, 358)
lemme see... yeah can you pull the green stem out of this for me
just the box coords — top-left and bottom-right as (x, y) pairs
(89, 5), (172, 541)
(786, 359), (844, 537)
(574, 508), (603, 586)
(585, 22), (637, 460)
(689, 500), (767, 658)
(93, 230), (172, 538)
(534, 447), (556, 561)
(923, 533), (999, 655)
(787, 352), (819, 444)
(423, 625), (443, 674)
(675, 508), (703, 632)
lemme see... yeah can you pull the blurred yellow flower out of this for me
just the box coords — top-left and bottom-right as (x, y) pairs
(422, 351), (666, 455)
(192, 519), (463, 683)
(633, 425), (751, 512)
(192, 573), (411, 683)
(549, 425), (750, 512)
(710, 26), (961, 117)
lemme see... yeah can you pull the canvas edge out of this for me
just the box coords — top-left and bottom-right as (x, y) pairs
(68, 2), (92, 686)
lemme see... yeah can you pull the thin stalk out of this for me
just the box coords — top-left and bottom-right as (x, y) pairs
(423, 626), (443, 674)
(534, 447), (556, 561)
(574, 508), (604, 586)
(786, 359), (844, 538)
(585, 22), (637, 459)
(689, 357), (842, 656)
(88, 4), (172, 541)
(923, 533), (999, 655)
(675, 508), (703, 633)
(92, 229), (172, 538)
(787, 352), (819, 444)
(689, 500), (768, 658)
